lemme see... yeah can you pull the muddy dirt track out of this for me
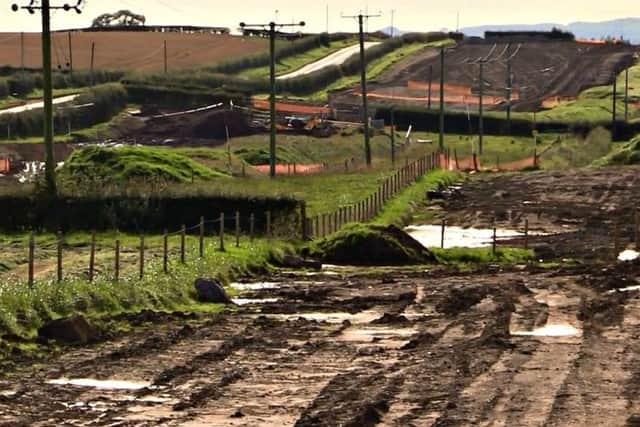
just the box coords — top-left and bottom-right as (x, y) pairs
(2, 166), (640, 426)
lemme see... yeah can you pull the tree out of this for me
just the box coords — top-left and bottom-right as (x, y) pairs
(91, 10), (146, 28)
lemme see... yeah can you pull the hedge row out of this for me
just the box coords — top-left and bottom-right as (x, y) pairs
(0, 194), (303, 235)
(0, 69), (125, 98)
(0, 83), (128, 138)
(125, 83), (247, 109)
(206, 33), (352, 74)
(374, 105), (640, 140)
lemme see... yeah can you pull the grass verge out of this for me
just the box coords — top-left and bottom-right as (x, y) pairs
(431, 247), (534, 266)
(0, 237), (289, 341)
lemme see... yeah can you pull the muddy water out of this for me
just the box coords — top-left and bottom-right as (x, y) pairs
(406, 224), (526, 248)
(47, 378), (151, 390)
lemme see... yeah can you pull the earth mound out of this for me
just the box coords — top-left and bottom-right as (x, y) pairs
(310, 224), (435, 266)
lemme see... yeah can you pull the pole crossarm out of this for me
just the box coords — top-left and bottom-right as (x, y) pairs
(12, 0), (83, 13)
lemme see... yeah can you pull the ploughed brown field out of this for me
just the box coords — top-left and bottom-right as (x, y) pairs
(0, 31), (268, 72)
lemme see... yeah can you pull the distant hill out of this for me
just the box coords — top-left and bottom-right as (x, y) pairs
(461, 18), (640, 43)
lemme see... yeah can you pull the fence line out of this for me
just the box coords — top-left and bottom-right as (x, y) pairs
(308, 150), (442, 239)
(21, 209), (292, 287)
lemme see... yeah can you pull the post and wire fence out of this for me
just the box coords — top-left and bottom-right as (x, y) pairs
(22, 210), (293, 287)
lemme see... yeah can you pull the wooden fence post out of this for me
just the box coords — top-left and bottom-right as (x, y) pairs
(28, 233), (34, 287)
(180, 225), (186, 263)
(163, 229), (168, 274)
(219, 212), (225, 251)
(199, 216), (204, 258)
(266, 211), (272, 238)
(139, 234), (145, 280)
(89, 231), (96, 282)
(321, 214), (326, 237)
(114, 239), (120, 282)
(441, 219), (446, 249)
(57, 231), (63, 282)
(250, 213), (255, 241)
(235, 211), (241, 247)
(636, 210), (639, 250)
(334, 211), (339, 232)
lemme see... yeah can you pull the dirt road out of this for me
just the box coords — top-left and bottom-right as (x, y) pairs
(2, 167), (640, 426)
(277, 42), (380, 80)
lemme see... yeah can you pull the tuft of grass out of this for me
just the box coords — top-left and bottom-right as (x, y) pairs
(431, 247), (534, 265)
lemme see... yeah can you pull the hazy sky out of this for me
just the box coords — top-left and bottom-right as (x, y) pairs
(1, 0), (638, 33)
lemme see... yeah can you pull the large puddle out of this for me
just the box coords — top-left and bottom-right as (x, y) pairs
(232, 298), (279, 306)
(267, 310), (381, 324)
(511, 324), (581, 337)
(406, 225), (526, 249)
(230, 282), (281, 291)
(48, 378), (151, 390)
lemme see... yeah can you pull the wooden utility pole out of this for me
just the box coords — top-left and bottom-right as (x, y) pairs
(240, 20), (305, 177)
(427, 64), (433, 110)
(625, 66), (629, 123)
(506, 59), (512, 133)
(12, 1), (83, 194)
(439, 46), (445, 150)
(67, 31), (73, 76)
(20, 32), (25, 74)
(90, 41), (95, 85)
(343, 12), (380, 167)
(390, 107), (396, 165)
(612, 72), (618, 135)
(479, 61), (484, 155)
(163, 40), (167, 74)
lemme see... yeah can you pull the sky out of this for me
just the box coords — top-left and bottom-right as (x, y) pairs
(0, 0), (638, 34)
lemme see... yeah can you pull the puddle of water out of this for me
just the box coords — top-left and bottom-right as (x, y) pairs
(511, 324), (581, 337)
(270, 310), (381, 324)
(405, 225), (528, 249)
(48, 378), (151, 390)
(607, 284), (640, 294)
(619, 249), (640, 262)
(340, 327), (417, 342)
(231, 298), (279, 306)
(230, 282), (281, 291)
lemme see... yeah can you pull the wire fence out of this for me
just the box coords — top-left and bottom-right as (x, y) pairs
(20, 210), (293, 287)
(309, 151), (442, 238)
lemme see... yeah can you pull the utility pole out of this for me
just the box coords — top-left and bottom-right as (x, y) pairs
(427, 64), (433, 110)
(439, 46), (445, 150)
(506, 58), (512, 133)
(478, 61), (484, 155)
(625, 66), (629, 122)
(240, 20), (305, 178)
(20, 32), (25, 74)
(390, 107), (396, 165)
(390, 9), (395, 37)
(613, 71), (618, 129)
(67, 31), (73, 76)
(12, 0), (83, 194)
(90, 41), (95, 85)
(163, 40), (168, 74)
(343, 12), (381, 167)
